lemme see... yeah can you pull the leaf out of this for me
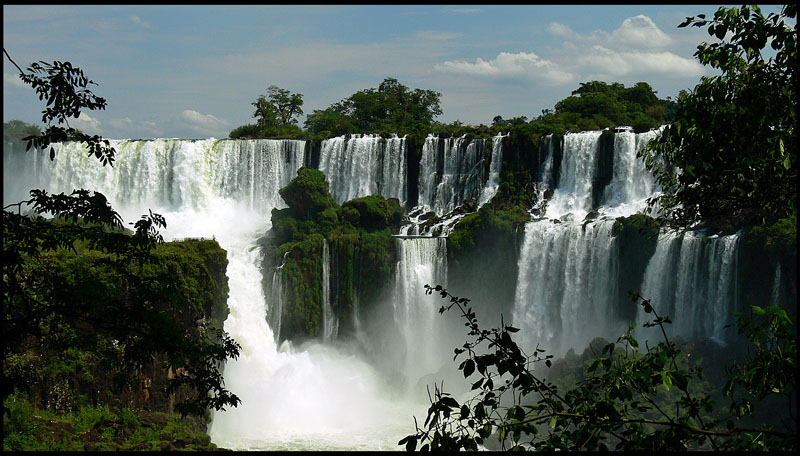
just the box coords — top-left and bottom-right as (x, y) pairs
(661, 371), (673, 391)
(440, 396), (459, 409)
(463, 359), (475, 378)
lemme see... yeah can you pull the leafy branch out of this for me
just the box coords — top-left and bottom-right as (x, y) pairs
(399, 285), (796, 451)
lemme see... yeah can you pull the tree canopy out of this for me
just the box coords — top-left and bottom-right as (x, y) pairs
(252, 85), (304, 128)
(304, 77), (443, 136)
(643, 4), (797, 229)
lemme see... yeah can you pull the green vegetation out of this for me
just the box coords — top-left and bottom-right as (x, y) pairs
(401, 286), (796, 451)
(231, 84), (305, 139)
(263, 167), (402, 342)
(3, 120), (42, 142)
(4, 391), (221, 451)
(643, 4), (797, 229)
(305, 77), (443, 137)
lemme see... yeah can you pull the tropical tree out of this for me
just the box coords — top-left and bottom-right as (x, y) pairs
(642, 4), (797, 229)
(306, 77), (442, 134)
(252, 85), (304, 128)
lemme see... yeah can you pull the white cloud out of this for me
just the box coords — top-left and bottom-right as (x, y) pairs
(547, 22), (576, 40)
(130, 15), (151, 29)
(448, 8), (481, 14)
(108, 117), (134, 130)
(68, 112), (103, 135)
(608, 15), (672, 50)
(180, 110), (229, 137)
(577, 46), (704, 79)
(434, 51), (573, 85)
(415, 30), (462, 41)
(3, 72), (29, 90)
(437, 13), (702, 91)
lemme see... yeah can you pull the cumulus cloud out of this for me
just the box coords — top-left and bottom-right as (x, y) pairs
(181, 110), (229, 137)
(68, 112), (103, 135)
(434, 51), (572, 85)
(577, 46), (704, 79)
(439, 13), (702, 90)
(547, 22), (576, 40)
(608, 15), (672, 50)
(130, 15), (151, 28)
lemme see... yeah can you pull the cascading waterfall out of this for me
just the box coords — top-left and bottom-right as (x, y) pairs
(270, 252), (290, 344)
(513, 126), (744, 357)
(393, 237), (449, 382)
(600, 128), (663, 216)
(638, 231), (741, 345)
(478, 133), (507, 207)
(771, 262), (782, 307)
(403, 134), (505, 236)
(512, 219), (622, 356)
(417, 135), (486, 215)
(318, 134), (407, 205)
(322, 239), (339, 342)
(544, 131), (601, 220)
(3, 138), (421, 450)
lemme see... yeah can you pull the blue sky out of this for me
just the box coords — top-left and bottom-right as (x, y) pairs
(2, 5), (787, 139)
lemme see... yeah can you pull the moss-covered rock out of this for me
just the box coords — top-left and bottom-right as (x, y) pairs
(446, 196), (530, 323)
(612, 213), (660, 321)
(278, 166), (337, 217)
(341, 195), (404, 231)
(740, 216), (797, 312)
(263, 170), (402, 343)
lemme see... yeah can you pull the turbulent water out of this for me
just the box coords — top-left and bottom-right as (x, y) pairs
(3, 138), (425, 450)
(513, 219), (622, 356)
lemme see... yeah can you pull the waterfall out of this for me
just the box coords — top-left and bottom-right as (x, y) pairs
(771, 262), (782, 307)
(270, 252), (290, 344)
(318, 134), (407, 205)
(638, 231), (741, 345)
(403, 134), (504, 236)
(600, 128), (663, 216)
(478, 133), (507, 207)
(394, 237), (448, 382)
(417, 134), (486, 215)
(512, 219), (622, 356)
(512, 126), (741, 357)
(3, 138), (422, 450)
(545, 131), (602, 220)
(322, 239), (339, 342)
